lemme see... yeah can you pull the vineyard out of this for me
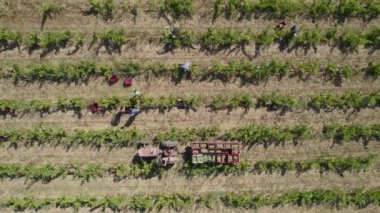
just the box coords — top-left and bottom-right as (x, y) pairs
(0, 0), (379, 212)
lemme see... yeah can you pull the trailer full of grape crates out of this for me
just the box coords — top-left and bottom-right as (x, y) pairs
(191, 141), (241, 164)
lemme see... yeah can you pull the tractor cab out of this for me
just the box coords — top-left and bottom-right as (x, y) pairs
(159, 141), (179, 166)
(137, 140), (162, 162)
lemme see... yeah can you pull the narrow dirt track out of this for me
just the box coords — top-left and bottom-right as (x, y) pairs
(1, 170), (380, 198)
(2, 0), (378, 32)
(1, 1), (380, 212)
(1, 74), (379, 100)
(0, 41), (378, 63)
(1, 107), (379, 131)
(1, 141), (379, 164)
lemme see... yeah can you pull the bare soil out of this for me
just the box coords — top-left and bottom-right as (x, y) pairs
(1, 0), (378, 32)
(1, 170), (380, 198)
(2, 140), (380, 164)
(1, 107), (379, 131)
(1, 74), (379, 100)
(0, 1), (380, 212)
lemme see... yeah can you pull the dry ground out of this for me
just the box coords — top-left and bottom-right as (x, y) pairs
(0, 0), (380, 212)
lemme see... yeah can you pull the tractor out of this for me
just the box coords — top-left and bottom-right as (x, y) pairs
(159, 141), (179, 166)
(137, 140), (179, 166)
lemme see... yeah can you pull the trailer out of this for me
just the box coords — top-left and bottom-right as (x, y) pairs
(191, 141), (241, 164)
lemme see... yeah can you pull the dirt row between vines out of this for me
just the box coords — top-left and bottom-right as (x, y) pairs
(1, 169), (380, 199)
(1, 74), (379, 100)
(1, 106), (379, 130)
(2, 0), (378, 32)
(0, 37), (378, 63)
(1, 140), (379, 164)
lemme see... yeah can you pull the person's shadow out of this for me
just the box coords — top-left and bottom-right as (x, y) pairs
(111, 112), (122, 126)
(125, 115), (137, 127)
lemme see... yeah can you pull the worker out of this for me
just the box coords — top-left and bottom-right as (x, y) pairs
(133, 88), (141, 97)
(291, 24), (300, 37)
(178, 62), (191, 74)
(171, 27), (180, 38)
(276, 20), (287, 30)
(129, 108), (139, 116)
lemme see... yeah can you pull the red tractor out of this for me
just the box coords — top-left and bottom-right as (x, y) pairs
(137, 140), (179, 166)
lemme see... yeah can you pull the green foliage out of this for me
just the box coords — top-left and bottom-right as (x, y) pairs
(140, 95), (202, 111)
(363, 1), (380, 19)
(88, 0), (115, 20)
(257, 92), (298, 111)
(116, 61), (141, 77)
(1, 90), (379, 118)
(339, 29), (365, 52)
(324, 123), (380, 143)
(24, 32), (40, 50)
(4, 189), (380, 211)
(254, 155), (377, 175)
(225, 0), (254, 19)
(196, 193), (219, 209)
(154, 126), (220, 143)
(200, 28), (252, 50)
(0, 163), (65, 183)
(73, 163), (104, 182)
(210, 60), (290, 82)
(182, 160), (252, 177)
(99, 95), (120, 111)
(0, 99), (18, 111)
(0, 126), (144, 148)
(161, 28), (196, 49)
(213, 0), (223, 20)
(39, 30), (71, 50)
(367, 62), (380, 76)
(365, 27), (380, 48)
(309, 0), (335, 19)
(211, 93), (253, 110)
(0, 27), (22, 50)
(210, 95), (227, 110)
(122, 0), (139, 16)
(325, 63), (353, 81)
(254, 0), (304, 18)
(297, 61), (319, 74)
(294, 28), (326, 50)
(161, 0), (193, 19)
(0, 6), (6, 17)
(94, 29), (126, 52)
(256, 30), (276, 47)
(183, 155), (376, 177)
(0, 161), (163, 183)
(325, 25), (338, 41)
(308, 91), (380, 111)
(222, 123), (311, 146)
(224, 189), (380, 209)
(39, 1), (63, 26)
(335, 0), (363, 18)
(128, 195), (153, 211)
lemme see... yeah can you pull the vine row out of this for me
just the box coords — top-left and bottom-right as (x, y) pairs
(0, 26), (379, 55)
(30, 0), (380, 23)
(0, 154), (376, 182)
(3, 189), (380, 211)
(1, 91), (379, 116)
(1, 59), (379, 83)
(1, 123), (380, 148)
